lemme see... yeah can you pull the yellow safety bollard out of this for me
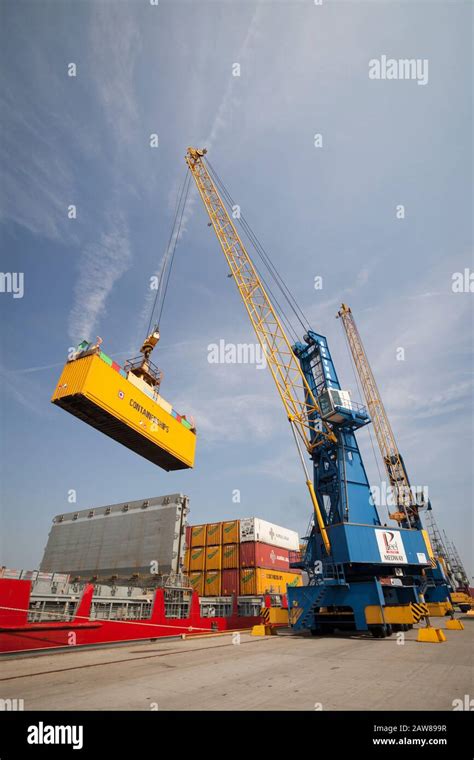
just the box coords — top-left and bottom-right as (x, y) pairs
(446, 618), (464, 630)
(417, 627), (447, 643)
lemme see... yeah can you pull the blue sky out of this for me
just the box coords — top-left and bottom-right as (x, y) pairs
(1, 0), (472, 579)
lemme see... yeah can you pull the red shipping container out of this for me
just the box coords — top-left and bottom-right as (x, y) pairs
(239, 541), (296, 572)
(222, 543), (239, 569)
(222, 568), (239, 596)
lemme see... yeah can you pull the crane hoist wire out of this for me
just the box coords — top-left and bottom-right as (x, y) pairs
(206, 158), (311, 336)
(149, 157), (311, 348)
(146, 169), (192, 336)
(206, 165), (298, 342)
(206, 158), (312, 342)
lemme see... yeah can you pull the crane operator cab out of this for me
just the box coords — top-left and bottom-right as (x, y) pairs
(318, 387), (370, 430)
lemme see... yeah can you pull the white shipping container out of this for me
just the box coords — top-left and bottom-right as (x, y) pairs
(240, 517), (299, 551)
(155, 395), (173, 415)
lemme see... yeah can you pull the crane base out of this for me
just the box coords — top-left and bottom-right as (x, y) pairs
(446, 619), (464, 630)
(426, 602), (453, 617)
(417, 627), (446, 643)
(251, 625), (275, 636)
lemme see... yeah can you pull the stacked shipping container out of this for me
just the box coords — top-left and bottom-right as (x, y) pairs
(184, 517), (302, 598)
(221, 525), (240, 595)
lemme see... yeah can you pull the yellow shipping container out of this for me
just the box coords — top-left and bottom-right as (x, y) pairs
(222, 543), (239, 569)
(206, 522), (222, 546)
(205, 546), (222, 571)
(191, 525), (206, 548)
(222, 520), (240, 544)
(184, 549), (190, 573)
(240, 568), (302, 596)
(190, 546), (206, 571)
(51, 353), (196, 471)
(189, 571), (204, 596)
(204, 571), (221, 596)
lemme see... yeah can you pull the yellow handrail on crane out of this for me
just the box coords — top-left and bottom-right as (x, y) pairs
(185, 147), (333, 553)
(336, 303), (419, 528)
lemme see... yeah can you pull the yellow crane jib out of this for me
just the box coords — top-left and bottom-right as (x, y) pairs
(186, 147), (333, 553)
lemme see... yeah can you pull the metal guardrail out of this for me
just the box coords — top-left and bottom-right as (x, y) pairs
(124, 355), (163, 385)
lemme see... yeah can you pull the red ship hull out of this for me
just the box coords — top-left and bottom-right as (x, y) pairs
(0, 579), (260, 655)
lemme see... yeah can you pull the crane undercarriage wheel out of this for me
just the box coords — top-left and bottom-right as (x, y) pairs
(310, 624), (335, 635)
(370, 624), (394, 638)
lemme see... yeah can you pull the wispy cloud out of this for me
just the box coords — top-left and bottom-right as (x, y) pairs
(89, 4), (141, 145)
(162, 327), (284, 445)
(67, 5), (142, 344)
(68, 211), (132, 343)
(133, 178), (198, 353)
(245, 447), (302, 484)
(7, 363), (63, 375)
(190, 392), (281, 444)
(135, 3), (264, 348)
(199, 3), (263, 151)
(0, 363), (51, 418)
(0, 80), (77, 242)
(355, 267), (370, 287)
(346, 273), (473, 432)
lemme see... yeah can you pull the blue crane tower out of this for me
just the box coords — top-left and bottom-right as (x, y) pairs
(288, 331), (438, 638)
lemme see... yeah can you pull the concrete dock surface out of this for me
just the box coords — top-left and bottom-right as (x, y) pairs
(1, 616), (472, 711)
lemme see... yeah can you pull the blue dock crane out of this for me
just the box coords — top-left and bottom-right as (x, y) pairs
(186, 147), (447, 642)
(287, 331), (439, 637)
